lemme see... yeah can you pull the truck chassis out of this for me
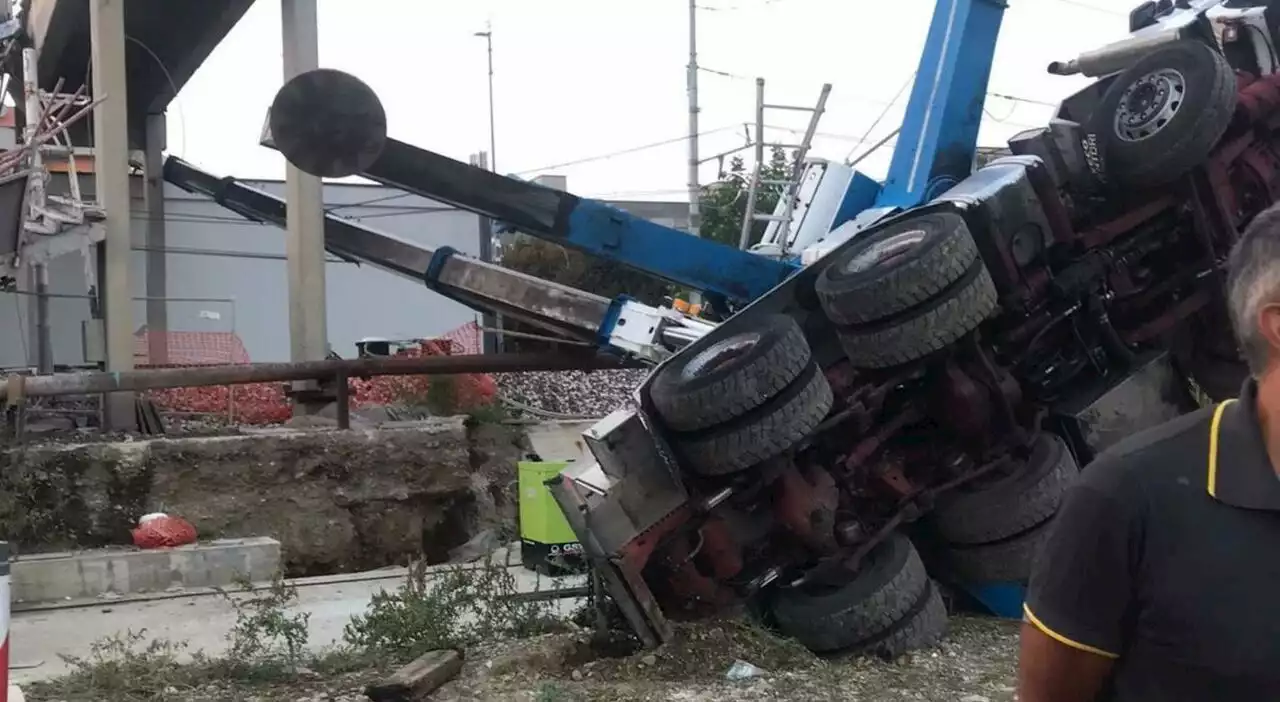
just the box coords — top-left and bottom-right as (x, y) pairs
(552, 5), (1280, 655)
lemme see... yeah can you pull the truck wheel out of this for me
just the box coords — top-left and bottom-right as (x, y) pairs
(868, 584), (948, 660)
(674, 363), (832, 476)
(816, 213), (978, 326)
(933, 433), (1077, 545)
(770, 533), (946, 655)
(650, 315), (811, 432)
(836, 263), (997, 369)
(1093, 39), (1237, 189)
(947, 521), (1050, 584)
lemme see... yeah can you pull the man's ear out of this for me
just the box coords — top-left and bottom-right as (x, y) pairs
(1258, 302), (1280, 359)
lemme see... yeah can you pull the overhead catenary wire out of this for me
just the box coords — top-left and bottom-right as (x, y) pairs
(845, 71), (915, 163)
(513, 125), (739, 176)
(1041, 0), (1126, 16)
(330, 126), (743, 213)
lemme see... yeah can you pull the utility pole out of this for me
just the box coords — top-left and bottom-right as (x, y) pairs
(473, 25), (501, 353)
(281, 0), (328, 415)
(686, 0), (700, 240)
(475, 23), (497, 172)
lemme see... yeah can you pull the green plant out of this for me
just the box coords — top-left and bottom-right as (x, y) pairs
(535, 680), (571, 702)
(29, 629), (195, 698)
(424, 375), (461, 415)
(699, 146), (796, 249)
(466, 401), (509, 425)
(343, 557), (565, 659)
(219, 574), (311, 671)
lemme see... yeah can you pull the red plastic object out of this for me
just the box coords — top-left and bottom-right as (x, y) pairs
(131, 516), (198, 549)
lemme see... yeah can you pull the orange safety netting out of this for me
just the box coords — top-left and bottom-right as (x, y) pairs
(140, 322), (496, 424)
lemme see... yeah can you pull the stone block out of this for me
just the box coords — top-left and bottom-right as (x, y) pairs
(11, 537), (280, 603)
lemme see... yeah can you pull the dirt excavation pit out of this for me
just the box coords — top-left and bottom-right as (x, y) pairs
(0, 418), (529, 576)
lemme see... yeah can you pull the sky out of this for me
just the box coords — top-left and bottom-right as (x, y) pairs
(171, 0), (1133, 202)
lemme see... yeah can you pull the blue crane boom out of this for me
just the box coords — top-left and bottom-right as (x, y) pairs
(257, 0), (1008, 322)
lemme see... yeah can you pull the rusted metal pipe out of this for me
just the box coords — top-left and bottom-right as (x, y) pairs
(0, 353), (647, 400)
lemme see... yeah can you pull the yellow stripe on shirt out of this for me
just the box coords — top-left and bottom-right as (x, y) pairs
(1208, 399), (1237, 499)
(1023, 603), (1120, 659)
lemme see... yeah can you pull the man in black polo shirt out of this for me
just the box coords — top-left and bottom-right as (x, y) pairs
(1019, 204), (1280, 702)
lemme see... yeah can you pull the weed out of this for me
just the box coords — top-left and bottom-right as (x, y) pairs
(27, 629), (196, 699)
(466, 401), (509, 425)
(218, 574), (311, 670)
(343, 557), (567, 659)
(535, 680), (571, 702)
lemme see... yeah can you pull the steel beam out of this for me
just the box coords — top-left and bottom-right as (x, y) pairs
(281, 0), (328, 410)
(0, 352), (646, 400)
(89, 0), (135, 429)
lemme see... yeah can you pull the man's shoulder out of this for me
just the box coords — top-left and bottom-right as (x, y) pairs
(1077, 405), (1215, 495)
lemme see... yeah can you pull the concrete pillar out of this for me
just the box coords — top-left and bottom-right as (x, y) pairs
(281, 0), (327, 413)
(144, 111), (168, 366)
(89, 0), (134, 428)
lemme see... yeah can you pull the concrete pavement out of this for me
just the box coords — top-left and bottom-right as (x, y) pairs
(10, 551), (584, 684)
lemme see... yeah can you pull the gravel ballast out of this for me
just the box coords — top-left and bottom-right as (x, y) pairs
(495, 369), (648, 419)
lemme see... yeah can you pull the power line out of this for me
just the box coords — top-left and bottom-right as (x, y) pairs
(1041, 0), (1126, 16)
(700, 66), (1058, 114)
(988, 92), (1058, 109)
(512, 125), (738, 176)
(845, 71), (915, 162)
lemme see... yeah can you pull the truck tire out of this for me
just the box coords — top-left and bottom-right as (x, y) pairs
(947, 520), (1051, 584)
(650, 315), (811, 432)
(933, 433), (1077, 546)
(866, 584), (948, 660)
(836, 263), (997, 369)
(674, 363), (832, 476)
(1092, 39), (1237, 189)
(771, 533), (942, 654)
(816, 213), (978, 326)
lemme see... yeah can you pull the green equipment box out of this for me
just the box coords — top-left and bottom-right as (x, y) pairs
(518, 459), (583, 573)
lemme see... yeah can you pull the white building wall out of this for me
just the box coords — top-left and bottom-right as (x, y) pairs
(0, 177), (691, 367)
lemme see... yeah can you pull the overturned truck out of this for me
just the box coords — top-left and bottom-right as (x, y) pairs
(551, 7), (1280, 655)
(252, 1), (1280, 658)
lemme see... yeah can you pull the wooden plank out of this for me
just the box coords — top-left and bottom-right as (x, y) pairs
(365, 649), (463, 702)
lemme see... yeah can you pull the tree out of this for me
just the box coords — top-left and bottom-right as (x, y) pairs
(699, 146), (795, 250)
(497, 147), (795, 348)
(496, 235), (672, 351)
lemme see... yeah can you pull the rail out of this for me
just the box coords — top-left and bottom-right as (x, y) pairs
(0, 352), (647, 433)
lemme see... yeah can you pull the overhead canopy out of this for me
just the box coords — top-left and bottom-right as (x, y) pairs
(23, 0), (256, 147)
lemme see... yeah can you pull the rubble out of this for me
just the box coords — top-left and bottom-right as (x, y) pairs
(495, 369), (648, 419)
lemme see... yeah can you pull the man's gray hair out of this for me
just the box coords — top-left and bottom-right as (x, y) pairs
(1227, 204), (1280, 376)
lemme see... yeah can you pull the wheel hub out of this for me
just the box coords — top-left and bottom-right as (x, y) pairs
(682, 332), (761, 379)
(844, 230), (928, 274)
(1113, 68), (1186, 143)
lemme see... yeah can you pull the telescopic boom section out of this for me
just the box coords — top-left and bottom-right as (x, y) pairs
(263, 68), (796, 304)
(162, 156), (616, 344)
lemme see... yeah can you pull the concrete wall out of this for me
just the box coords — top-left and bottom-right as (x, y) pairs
(0, 176), (691, 367)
